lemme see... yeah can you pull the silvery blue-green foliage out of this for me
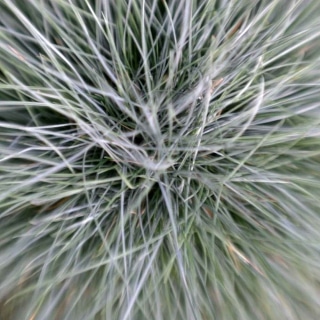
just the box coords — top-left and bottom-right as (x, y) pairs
(0, 0), (320, 319)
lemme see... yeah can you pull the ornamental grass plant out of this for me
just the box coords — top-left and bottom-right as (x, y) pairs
(0, 0), (320, 319)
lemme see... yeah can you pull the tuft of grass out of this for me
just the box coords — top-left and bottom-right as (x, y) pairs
(0, 0), (320, 319)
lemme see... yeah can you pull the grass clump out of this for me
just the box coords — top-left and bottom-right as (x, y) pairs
(0, 0), (320, 319)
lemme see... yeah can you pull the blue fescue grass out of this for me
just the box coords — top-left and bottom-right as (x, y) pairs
(0, 0), (320, 319)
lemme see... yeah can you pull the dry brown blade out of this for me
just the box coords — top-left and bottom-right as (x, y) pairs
(270, 254), (289, 269)
(29, 312), (38, 320)
(45, 197), (71, 211)
(8, 45), (26, 62)
(54, 288), (76, 320)
(54, 37), (63, 46)
(96, 215), (118, 255)
(210, 78), (224, 95)
(198, 78), (224, 101)
(130, 207), (146, 215)
(298, 44), (314, 56)
(215, 109), (222, 117)
(227, 241), (265, 276)
(226, 241), (242, 272)
(203, 206), (214, 218)
(18, 267), (33, 288)
(227, 20), (243, 39)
